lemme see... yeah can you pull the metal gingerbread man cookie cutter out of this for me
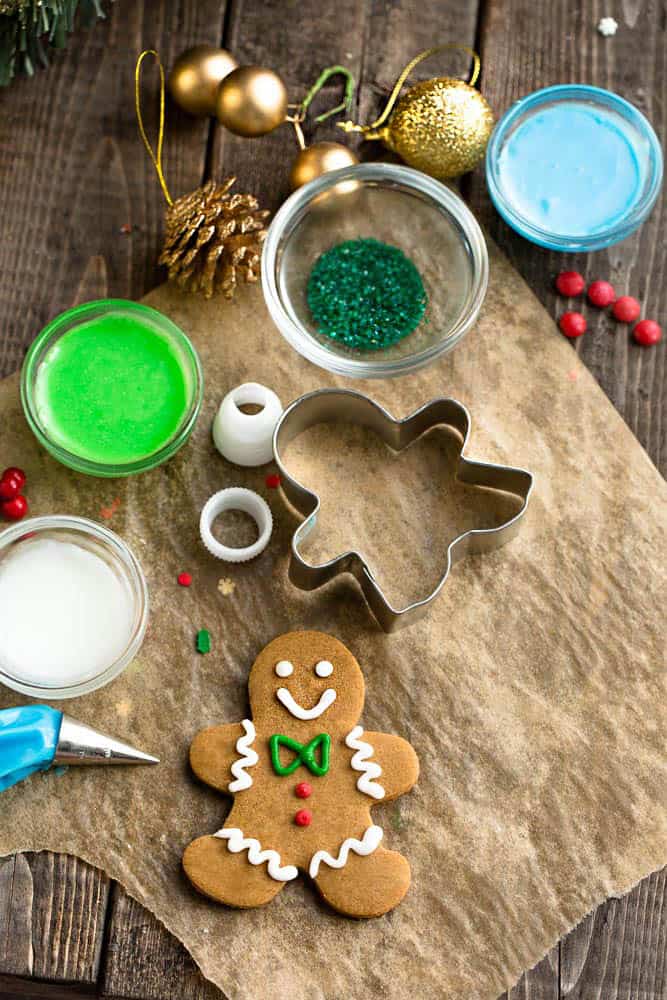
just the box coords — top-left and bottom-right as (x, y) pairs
(273, 388), (534, 632)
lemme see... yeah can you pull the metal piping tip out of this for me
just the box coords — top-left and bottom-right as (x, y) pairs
(54, 715), (159, 767)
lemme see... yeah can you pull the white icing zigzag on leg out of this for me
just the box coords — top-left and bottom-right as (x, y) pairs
(309, 825), (383, 878)
(228, 719), (259, 793)
(214, 828), (298, 882)
(345, 726), (385, 800)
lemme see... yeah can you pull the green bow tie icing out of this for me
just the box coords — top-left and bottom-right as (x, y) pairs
(269, 733), (331, 777)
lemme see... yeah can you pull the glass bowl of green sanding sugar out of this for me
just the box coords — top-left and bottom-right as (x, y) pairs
(21, 299), (203, 476)
(262, 163), (488, 377)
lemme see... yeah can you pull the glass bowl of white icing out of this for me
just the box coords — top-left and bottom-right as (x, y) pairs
(0, 516), (148, 699)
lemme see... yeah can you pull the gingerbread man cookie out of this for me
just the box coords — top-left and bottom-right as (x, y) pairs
(183, 631), (419, 918)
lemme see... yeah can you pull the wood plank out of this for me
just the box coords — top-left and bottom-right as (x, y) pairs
(0, 853), (108, 983)
(101, 887), (222, 1000)
(0, 0), (222, 990)
(560, 868), (667, 998)
(497, 946), (559, 1000)
(469, 0), (667, 475)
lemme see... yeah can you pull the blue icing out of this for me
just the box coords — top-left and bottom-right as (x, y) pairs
(0, 705), (61, 792)
(498, 103), (642, 236)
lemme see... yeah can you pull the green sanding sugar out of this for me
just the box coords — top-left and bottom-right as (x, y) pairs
(306, 238), (427, 351)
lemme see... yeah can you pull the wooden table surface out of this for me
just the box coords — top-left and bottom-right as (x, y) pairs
(0, 1), (664, 998)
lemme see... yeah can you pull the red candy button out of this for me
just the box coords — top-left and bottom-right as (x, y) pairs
(265, 473), (281, 489)
(294, 809), (312, 827)
(1, 495), (28, 520)
(587, 280), (616, 308)
(555, 271), (585, 297)
(177, 571), (193, 587)
(612, 296), (641, 323)
(295, 782), (312, 799)
(559, 312), (587, 338)
(633, 320), (662, 346)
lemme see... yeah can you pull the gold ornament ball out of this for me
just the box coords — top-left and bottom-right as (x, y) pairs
(168, 45), (238, 117)
(289, 142), (360, 190)
(216, 65), (288, 137)
(382, 77), (494, 180)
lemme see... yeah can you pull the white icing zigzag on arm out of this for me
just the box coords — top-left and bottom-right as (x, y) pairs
(214, 828), (298, 882)
(228, 719), (259, 793)
(345, 726), (385, 800)
(309, 825), (383, 878)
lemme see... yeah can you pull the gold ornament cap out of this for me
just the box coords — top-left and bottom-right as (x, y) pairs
(168, 45), (238, 117)
(216, 65), (288, 137)
(289, 141), (359, 190)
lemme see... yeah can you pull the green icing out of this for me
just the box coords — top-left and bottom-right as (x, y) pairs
(269, 733), (330, 777)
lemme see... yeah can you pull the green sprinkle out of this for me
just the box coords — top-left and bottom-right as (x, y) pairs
(306, 238), (428, 351)
(196, 629), (211, 654)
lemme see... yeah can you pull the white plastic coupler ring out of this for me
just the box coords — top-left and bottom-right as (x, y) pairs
(200, 488), (273, 563)
(213, 382), (283, 467)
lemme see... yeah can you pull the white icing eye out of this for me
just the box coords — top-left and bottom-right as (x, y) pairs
(315, 660), (333, 678)
(275, 660), (294, 678)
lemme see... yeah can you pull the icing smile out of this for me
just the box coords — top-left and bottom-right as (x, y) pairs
(276, 687), (337, 720)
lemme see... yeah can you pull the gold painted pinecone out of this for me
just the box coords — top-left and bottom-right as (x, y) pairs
(159, 177), (269, 299)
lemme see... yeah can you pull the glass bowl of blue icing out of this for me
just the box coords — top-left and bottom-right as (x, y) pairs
(486, 84), (663, 251)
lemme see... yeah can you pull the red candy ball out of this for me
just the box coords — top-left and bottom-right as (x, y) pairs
(177, 571), (193, 587)
(612, 296), (641, 323)
(265, 473), (281, 489)
(633, 320), (662, 346)
(294, 808), (312, 827)
(2, 495), (28, 520)
(559, 312), (587, 338)
(555, 271), (585, 297)
(0, 474), (22, 500)
(587, 280), (616, 308)
(2, 467), (26, 489)
(295, 781), (312, 799)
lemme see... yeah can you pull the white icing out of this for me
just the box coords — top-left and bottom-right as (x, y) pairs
(276, 686), (337, 720)
(345, 726), (385, 800)
(315, 660), (333, 678)
(309, 825), (383, 878)
(275, 660), (293, 677)
(214, 828), (298, 882)
(228, 719), (258, 792)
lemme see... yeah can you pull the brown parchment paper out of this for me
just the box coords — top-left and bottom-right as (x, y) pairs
(1, 241), (665, 1000)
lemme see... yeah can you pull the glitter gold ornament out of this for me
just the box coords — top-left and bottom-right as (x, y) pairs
(168, 45), (238, 117)
(216, 65), (288, 137)
(339, 45), (493, 180)
(136, 51), (269, 300)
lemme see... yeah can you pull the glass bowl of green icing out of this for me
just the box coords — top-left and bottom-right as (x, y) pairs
(21, 299), (203, 477)
(262, 163), (488, 377)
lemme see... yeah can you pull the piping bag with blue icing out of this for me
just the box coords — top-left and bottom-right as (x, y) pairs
(0, 705), (159, 792)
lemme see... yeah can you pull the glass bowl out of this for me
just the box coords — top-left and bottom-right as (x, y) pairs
(21, 299), (204, 477)
(0, 516), (148, 699)
(261, 163), (488, 378)
(486, 84), (663, 252)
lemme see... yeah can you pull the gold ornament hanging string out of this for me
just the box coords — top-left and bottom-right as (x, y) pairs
(135, 49), (173, 206)
(338, 44), (480, 139)
(287, 64), (356, 150)
(134, 49), (269, 299)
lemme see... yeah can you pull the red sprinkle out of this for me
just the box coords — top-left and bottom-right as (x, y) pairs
(2, 495), (28, 520)
(295, 781), (312, 799)
(559, 312), (587, 338)
(265, 473), (281, 489)
(177, 571), (193, 587)
(0, 474), (22, 501)
(294, 808), (312, 827)
(632, 320), (662, 346)
(612, 296), (641, 323)
(2, 467), (26, 489)
(555, 271), (585, 297)
(587, 280), (616, 308)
